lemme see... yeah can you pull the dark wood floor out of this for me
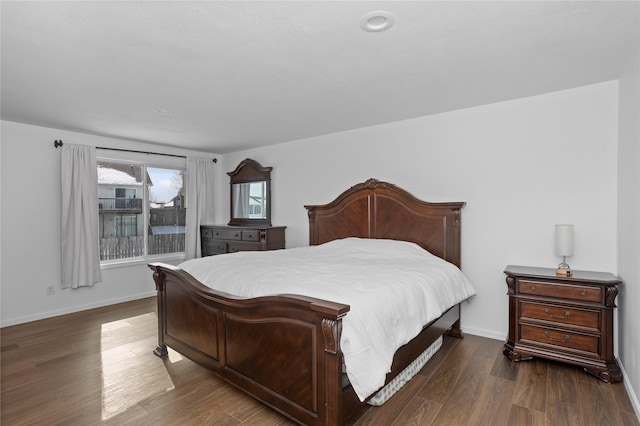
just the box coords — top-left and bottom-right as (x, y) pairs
(1, 297), (638, 425)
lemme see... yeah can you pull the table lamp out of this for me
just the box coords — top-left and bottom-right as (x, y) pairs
(555, 224), (573, 276)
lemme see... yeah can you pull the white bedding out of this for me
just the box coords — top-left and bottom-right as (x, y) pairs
(179, 237), (476, 401)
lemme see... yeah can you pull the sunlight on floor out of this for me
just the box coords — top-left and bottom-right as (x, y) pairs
(167, 347), (184, 363)
(100, 312), (176, 420)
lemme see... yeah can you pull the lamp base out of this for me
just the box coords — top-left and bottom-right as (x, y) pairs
(556, 268), (573, 276)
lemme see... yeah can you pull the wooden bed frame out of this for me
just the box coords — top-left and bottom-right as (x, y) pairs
(149, 178), (466, 425)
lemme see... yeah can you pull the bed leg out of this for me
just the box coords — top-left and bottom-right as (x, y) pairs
(153, 344), (168, 357)
(447, 319), (464, 339)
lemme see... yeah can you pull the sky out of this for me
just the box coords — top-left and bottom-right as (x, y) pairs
(148, 167), (182, 204)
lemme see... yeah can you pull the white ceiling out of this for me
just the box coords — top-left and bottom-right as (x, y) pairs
(1, 1), (638, 154)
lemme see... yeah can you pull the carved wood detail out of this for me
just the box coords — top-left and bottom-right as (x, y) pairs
(151, 268), (165, 291)
(506, 276), (516, 296)
(605, 286), (618, 307)
(584, 364), (623, 384)
(322, 318), (338, 354)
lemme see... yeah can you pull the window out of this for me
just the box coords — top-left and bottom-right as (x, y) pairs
(115, 187), (136, 199)
(97, 156), (186, 262)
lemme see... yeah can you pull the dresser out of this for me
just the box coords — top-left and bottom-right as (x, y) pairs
(503, 265), (621, 383)
(200, 225), (286, 256)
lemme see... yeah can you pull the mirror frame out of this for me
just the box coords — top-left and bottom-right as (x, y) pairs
(228, 158), (272, 227)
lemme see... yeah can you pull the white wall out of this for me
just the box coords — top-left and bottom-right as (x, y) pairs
(0, 79), (631, 407)
(0, 121), (219, 326)
(617, 36), (640, 415)
(221, 81), (620, 340)
(0, 82), (621, 340)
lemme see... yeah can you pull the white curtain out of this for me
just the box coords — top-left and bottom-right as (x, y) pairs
(61, 144), (102, 288)
(185, 157), (216, 259)
(232, 183), (250, 218)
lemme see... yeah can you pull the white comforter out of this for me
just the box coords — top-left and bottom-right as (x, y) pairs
(180, 238), (476, 401)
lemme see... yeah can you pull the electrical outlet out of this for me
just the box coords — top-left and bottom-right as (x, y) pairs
(46, 285), (55, 296)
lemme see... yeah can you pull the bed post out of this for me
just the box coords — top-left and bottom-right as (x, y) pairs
(150, 265), (169, 357)
(447, 320), (464, 339)
(447, 209), (465, 339)
(321, 318), (343, 425)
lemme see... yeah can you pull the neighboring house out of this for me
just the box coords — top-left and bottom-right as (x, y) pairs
(97, 164), (145, 238)
(248, 194), (263, 218)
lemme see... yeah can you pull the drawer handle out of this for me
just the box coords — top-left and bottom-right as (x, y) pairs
(235, 234), (240, 238)
(544, 308), (571, 319)
(580, 290), (587, 297)
(530, 285), (536, 291)
(544, 330), (570, 343)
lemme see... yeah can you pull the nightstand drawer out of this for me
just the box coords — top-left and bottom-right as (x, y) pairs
(520, 324), (599, 356)
(520, 301), (600, 331)
(519, 280), (602, 303)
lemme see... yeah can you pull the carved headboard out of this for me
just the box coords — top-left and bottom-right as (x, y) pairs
(304, 179), (465, 267)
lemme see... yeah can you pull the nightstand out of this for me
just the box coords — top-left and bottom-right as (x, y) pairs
(503, 265), (622, 383)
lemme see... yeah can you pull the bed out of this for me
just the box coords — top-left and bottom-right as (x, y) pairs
(149, 178), (471, 425)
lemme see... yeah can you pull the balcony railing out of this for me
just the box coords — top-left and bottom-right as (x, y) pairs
(100, 234), (185, 261)
(98, 198), (143, 212)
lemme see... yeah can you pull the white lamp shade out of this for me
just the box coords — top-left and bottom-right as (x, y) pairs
(555, 224), (574, 257)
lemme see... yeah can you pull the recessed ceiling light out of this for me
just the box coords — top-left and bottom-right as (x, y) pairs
(360, 10), (395, 32)
(156, 109), (171, 115)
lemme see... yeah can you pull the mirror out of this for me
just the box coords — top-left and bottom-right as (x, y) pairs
(231, 182), (267, 219)
(228, 159), (272, 226)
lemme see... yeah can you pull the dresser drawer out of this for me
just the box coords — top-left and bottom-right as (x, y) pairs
(520, 324), (599, 357)
(202, 240), (226, 256)
(241, 229), (260, 241)
(519, 301), (600, 331)
(211, 228), (242, 240)
(201, 227), (213, 238)
(518, 280), (603, 303)
(201, 227), (242, 239)
(227, 241), (260, 253)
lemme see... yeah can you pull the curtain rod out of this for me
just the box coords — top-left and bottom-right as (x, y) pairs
(53, 139), (217, 163)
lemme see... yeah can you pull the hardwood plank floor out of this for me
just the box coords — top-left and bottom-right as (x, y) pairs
(1, 297), (638, 425)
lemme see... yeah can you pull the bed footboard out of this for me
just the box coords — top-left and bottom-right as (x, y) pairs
(150, 263), (350, 426)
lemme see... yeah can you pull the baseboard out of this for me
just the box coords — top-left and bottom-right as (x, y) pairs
(462, 326), (506, 342)
(0, 291), (157, 328)
(620, 360), (640, 421)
